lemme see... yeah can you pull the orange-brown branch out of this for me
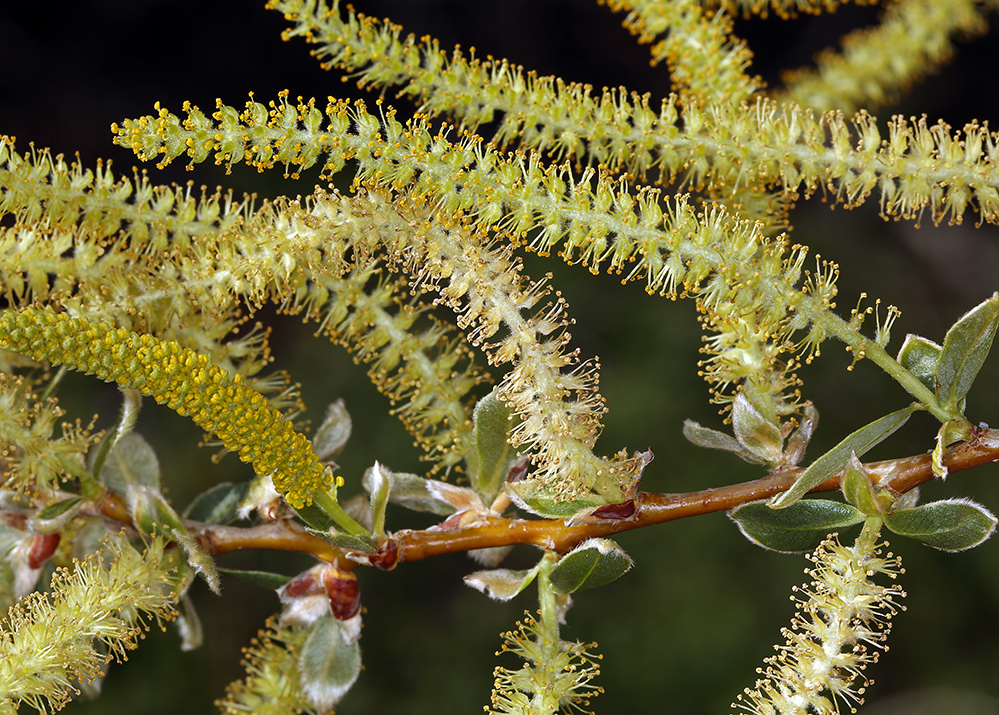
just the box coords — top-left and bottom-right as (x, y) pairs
(166, 426), (999, 565)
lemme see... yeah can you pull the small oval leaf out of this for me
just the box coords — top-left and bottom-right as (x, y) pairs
(361, 468), (460, 516)
(931, 419), (974, 480)
(294, 502), (339, 532)
(183, 482), (248, 525)
(364, 462), (391, 537)
(935, 293), (999, 410)
(783, 403), (819, 468)
(770, 406), (916, 509)
(729, 499), (866, 553)
(176, 592), (204, 652)
(126, 484), (186, 536)
(307, 529), (378, 553)
(549, 538), (633, 594)
(506, 481), (606, 519)
(217, 567), (293, 589)
(464, 566), (540, 601)
(682, 419), (765, 465)
(884, 498), (997, 551)
(171, 527), (220, 595)
(299, 614), (362, 713)
(840, 453), (880, 515)
(313, 399), (352, 463)
(31, 496), (85, 534)
(731, 393), (784, 465)
(472, 390), (517, 502)
(97, 432), (162, 494)
(897, 334), (942, 392)
(89, 388), (143, 483)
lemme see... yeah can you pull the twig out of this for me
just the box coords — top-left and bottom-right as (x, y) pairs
(161, 427), (999, 565)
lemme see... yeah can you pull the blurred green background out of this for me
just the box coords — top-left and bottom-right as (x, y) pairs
(2, 1), (999, 713)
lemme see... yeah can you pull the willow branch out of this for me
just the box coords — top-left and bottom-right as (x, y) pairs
(174, 426), (999, 566)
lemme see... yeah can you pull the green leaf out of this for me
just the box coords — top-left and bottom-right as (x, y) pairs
(31, 497), (84, 534)
(506, 480), (606, 519)
(361, 466), (475, 516)
(731, 393), (784, 465)
(472, 390), (517, 502)
(682, 419), (765, 465)
(176, 592), (203, 651)
(126, 485), (187, 537)
(464, 565), (540, 601)
(365, 462), (390, 537)
(376, 474), (453, 514)
(299, 614), (362, 713)
(840, 453), (880, 515)
(95, 431), (161, 494)
(89, 388), (143, 486)
(931, 419), (974, 480)
(217, 567), (292, 589)
(729, 499), (866, 553)
(549, 538), (633, 593)
(183, 482), (248, 525)
(294, 501), (340, 532)
(307, 529), (378, 553)
(171, 527), (221, 595)
(783, 403), (818, 468)
(770, 406), (917, 508)
(935, 293), (999, 411)
(897, 334), (942, 392)
(884, 498), (997, 551)
(313, 399), (352, 463)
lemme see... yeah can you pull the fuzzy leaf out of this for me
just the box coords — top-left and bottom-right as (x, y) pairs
(313, 399), (352, 463)
(308, 529), (378, 553)
(183, 482), (248, 525)
(731, 393), (784, 465)
(126, 485), (186, 537)
(176, 592), (203, 652)
(472, 390), (517, 502)
(506, 481), (606, 519)
(464, 566), (540, 601)
(729, 499), (866, 553)
(171, 527), (220, 595)
(299, 614), (362, 713)
(362, 466), (463, 516)
(884, 498), (997, 551)
(783, 403), (818, 468)
(770, 406), (917, 508)
(840, 453), (880, 515)
(217, 567), (293, 589)
(682, 419), (765, 465)
(549, 538), (633, 594)
(89, 389), (143, 485)
(96, 432), (161, 494)
(897, 334), (942, 392)
(31, 497), (84, 535)
(365, 462), (391, 537)
(935, 293), (999, 410)
(931, 419), (974, 480)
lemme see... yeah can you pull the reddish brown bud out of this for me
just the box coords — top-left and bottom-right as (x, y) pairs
(282, 570), (319, 598)
(322, 568), (361, 620)
(591, 499), (636, 520)
(369, 537), (399, 571)
(28, 533), (61, 569)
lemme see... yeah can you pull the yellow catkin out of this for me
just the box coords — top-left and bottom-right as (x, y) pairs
(0, 308), (332, 508)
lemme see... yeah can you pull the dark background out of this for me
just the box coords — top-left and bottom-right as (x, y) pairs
(2, 1), (999, 714)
